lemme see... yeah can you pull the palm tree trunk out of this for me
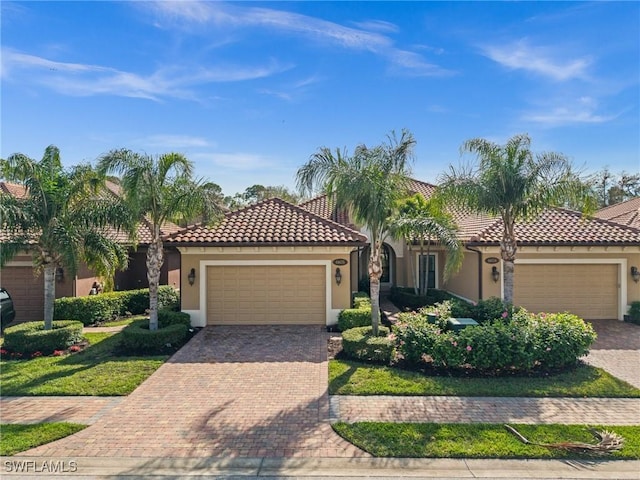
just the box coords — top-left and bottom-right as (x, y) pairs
(500, 221), (517, 305)
(147, 236), (164, 331)
(43, 263), (56, 330)
(369, 240), (383, 336)
(407, 243), (417, 295)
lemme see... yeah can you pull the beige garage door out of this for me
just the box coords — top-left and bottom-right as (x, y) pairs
(0, 266), (44, 322)
(206, 265), (326, 325)
(514, 263), (618, 320)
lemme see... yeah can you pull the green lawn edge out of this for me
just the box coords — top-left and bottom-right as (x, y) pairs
(333, 423), (640, 459)
(1, 423), (87, 456)
(0, 332), (168, 396)
(329, 359), (640, 397)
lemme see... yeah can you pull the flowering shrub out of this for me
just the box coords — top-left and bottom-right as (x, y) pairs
(392, 308), (596, 373)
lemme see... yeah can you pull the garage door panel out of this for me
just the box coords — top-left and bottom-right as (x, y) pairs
(0, 267), (45, 322)
(514, 264), (618, 320)
(206, 265), (326, 325)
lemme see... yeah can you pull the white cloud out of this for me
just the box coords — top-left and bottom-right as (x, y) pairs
(523, 97), (617, 126)
(193, 152), (274, 171)
(481, 39), (591, 81)
(1, 48), (289, 100)
(143, 1), (451, 77)
(351, 19), (399, 34)
(137, 135), (214, 149)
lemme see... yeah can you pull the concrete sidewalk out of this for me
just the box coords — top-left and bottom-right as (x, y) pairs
(1, 456), (639, 479)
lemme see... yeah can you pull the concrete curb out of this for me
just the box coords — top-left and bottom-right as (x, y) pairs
(2, 456), (639, 479)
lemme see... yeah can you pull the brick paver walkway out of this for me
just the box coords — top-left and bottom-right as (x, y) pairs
(20, 326), (367, 458)
(584, 319), (640, 388)
(0, 396), (122, 425)
(331, 396), (640, 425)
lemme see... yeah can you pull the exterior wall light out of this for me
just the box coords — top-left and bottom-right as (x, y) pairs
(335, 267), (342, 286)
(631, 266), (640, 283)
(491, 266), (500, 283)
(187, 268), (196, 286)
(55, 267), (64, 282)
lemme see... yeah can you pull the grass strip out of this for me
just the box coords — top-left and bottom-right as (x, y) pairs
(1, 423), (87, 456)
(333, 423), (640, 459)
(0, 332), (167, 396)
(329, 359), (640, 397)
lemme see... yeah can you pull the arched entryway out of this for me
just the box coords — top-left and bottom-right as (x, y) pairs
(358, 243), (396, 291)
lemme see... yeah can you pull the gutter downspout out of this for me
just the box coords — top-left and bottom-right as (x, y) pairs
(465, 244), (482, 301)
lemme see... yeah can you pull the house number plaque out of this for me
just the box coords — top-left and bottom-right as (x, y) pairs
(485, 257), (499, 264)
(333, 259), (348, 266)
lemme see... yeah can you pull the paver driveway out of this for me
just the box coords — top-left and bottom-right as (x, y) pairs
(24, 325), (366, 458)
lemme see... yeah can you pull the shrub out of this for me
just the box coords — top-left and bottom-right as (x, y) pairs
(352, 292), (371, 309)
(341, 326), (393, 363)
(524, 311), (597, 369)
(338, 307), (373, 331)
(389, 287), (455, 310)
(158, 310), (191, 328)
(54, 294), (123, 325)
(391, 308), (596, 373)
(120, 319), (188, 354)
(3, 321), (84, 355)
(54, 286), (180, 325)
(627, 301), (640, 325)
(474, 297), (513, 323)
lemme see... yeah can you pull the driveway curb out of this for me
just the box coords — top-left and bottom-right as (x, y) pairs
(1, 456), (639, 479)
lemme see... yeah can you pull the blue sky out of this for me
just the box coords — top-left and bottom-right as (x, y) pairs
(2, 1), (638, 196)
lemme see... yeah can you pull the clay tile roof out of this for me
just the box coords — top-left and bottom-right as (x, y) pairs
(165, 197), (367, 246)
(469, 207), (640, 245)
(0, 181), (28, 199)
(0, 180), (179, 246)
(299, 178), (438, 226)
(595, 197), (640, 229)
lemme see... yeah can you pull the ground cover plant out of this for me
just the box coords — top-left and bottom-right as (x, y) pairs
(0, 423), (87, 456)
(329, 359), (640, 397)
(332, 423), (640, 459)
(0, 332), (167, 396)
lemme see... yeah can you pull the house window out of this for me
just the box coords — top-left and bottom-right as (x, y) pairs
(381, 244), (391, 283)
(418, 254), (436, 291)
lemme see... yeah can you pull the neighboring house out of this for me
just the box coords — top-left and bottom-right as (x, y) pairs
(0, 181), (181, 323)
(164, 198), (367, 326)
(595, 197), (640, 229)
(300, 180), (640, 322)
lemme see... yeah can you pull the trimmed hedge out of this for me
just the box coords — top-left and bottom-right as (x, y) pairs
(392, 309), (596, 373)
(341, 326), (393, 363)
(120, 319), (188, 354)
(3, 320), (84, 355)
(338, 307), (373, 331)
(389, 287), (455, 310)
(54, 286), (180, 325)
(158, 310), (191, 328)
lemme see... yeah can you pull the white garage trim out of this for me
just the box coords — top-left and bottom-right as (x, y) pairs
(508, 258), (627, 320)
(187, 260), (335, 327)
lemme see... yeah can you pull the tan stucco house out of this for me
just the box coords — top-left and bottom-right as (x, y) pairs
(0, 181), (182, 323)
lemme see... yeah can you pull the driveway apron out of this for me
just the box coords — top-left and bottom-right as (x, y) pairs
(23, 325), (366, 458)
(584, 319), (640, 389)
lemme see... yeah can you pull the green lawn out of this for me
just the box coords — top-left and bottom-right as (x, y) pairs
(1, 423), (87, 456)
(0, 332), (167, 396)
(333, 423), (640, 459)
(329, 359), (640, 397)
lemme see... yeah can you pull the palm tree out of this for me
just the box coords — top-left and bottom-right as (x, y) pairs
(297, 129), (416, 335)
(438, 134), (595, 304)
(0, 145), (133, 329)
(389, 194), (463, 296)
(98, 149), (224, 331)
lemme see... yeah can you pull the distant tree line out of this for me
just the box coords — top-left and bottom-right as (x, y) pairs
(587, 168), (640, 207)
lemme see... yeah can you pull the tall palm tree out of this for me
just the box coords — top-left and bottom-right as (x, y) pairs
(438, 134), (595, 304)
(389, 194), (463, 296)
(297, 129), (416, 335)
(98, 149), (224, 331)
(0, 145), (133, 329)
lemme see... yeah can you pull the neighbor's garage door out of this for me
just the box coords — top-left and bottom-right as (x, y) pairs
(514, 263), (618, 320)
(0, 266), (44, 322)
(206, 265), (326, 325)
